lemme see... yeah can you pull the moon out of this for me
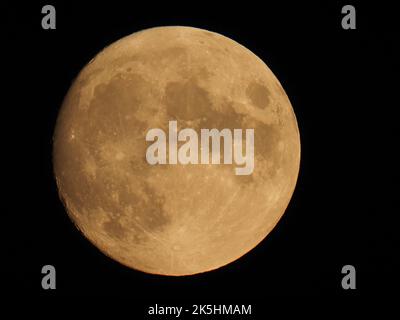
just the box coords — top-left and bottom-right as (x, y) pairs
(53, 26), (300, 276)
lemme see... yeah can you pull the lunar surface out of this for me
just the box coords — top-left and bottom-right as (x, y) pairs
(53, 26), (300, 276)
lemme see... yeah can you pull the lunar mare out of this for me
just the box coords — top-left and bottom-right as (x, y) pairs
(53, 26), (300, 276)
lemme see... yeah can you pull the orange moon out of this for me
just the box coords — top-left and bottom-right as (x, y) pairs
(53, 26), (300, 276)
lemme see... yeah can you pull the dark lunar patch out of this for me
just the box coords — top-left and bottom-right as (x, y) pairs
(198, 98), (244, 130)
(254, 121), (282, 177)
(86, 73), (144, 136)
(253, 122), (280, 156)
(235, 120), (282, 185)
(103, 219), (126, 239)
(164, 80), (213, 121)
(246, 82), (271, 109)
(84, 73), (149, 145)
(194, 66), (214, 80)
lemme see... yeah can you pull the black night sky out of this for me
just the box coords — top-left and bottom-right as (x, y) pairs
(5, 0), (399, 303)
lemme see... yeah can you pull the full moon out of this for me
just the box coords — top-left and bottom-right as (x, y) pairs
(53, 26), (300, 276)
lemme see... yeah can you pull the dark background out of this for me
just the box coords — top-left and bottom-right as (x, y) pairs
(5, 0), (399, 302)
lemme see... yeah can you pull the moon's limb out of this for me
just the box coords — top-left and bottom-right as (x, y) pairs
(53, 26), (300, 276)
